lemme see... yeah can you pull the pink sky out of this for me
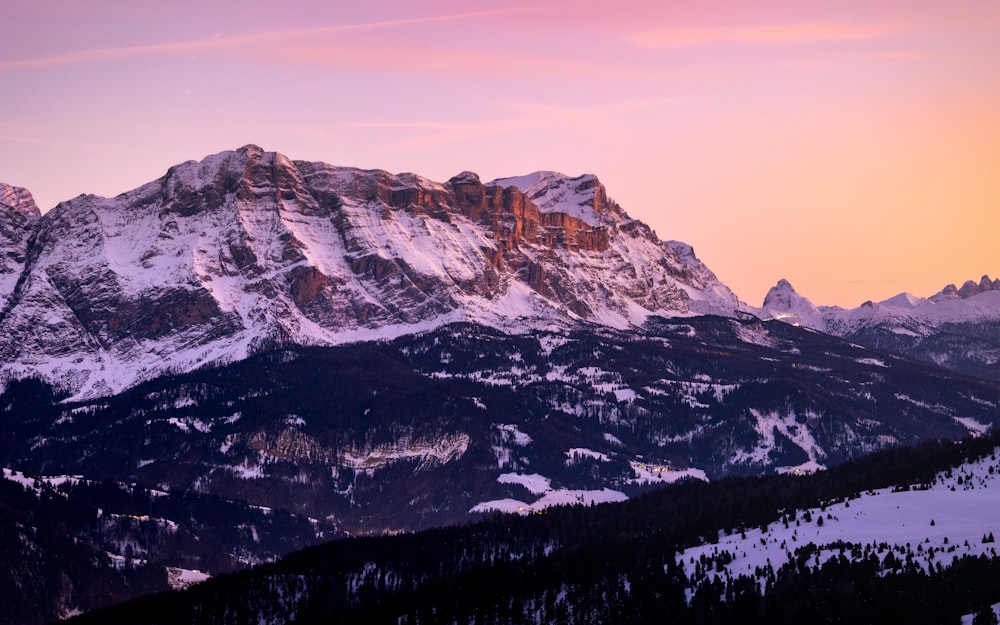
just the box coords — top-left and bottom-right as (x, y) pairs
(1, 0), (997, 307)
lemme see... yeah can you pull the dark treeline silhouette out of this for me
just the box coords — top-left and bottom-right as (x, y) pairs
(65, 429), (1000, 624)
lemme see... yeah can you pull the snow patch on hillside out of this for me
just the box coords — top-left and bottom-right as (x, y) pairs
(498, 472), (551, 495)
(732, 409), (825, 468)
(679, 447), (1000, 595)
(629, 462), (708, 485)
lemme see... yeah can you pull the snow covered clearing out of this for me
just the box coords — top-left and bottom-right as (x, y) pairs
(566, 448), (611, 464)
(629, 462), (708, 486)
(679, 447), (1000, 591)
(166, 567), (211, 590)
(470, 487), (627, 515)
(498, 473), (551, 495)
(730, 409), (825, 468)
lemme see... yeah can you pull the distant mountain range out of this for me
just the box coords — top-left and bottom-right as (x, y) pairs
(758, 276), (1000, 380)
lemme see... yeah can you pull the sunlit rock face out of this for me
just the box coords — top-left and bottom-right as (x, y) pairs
(0, 145), (738, 398)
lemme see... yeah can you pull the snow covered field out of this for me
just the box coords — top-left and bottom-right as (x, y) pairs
(678, 447), (1000, 587)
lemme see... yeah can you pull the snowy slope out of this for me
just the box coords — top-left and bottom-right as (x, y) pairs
(490, 171), (609, 226)
(0, 146), (739, 399)
(679, 446), (1000, 594)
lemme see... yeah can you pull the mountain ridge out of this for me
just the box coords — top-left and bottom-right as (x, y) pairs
(0, 145), (738, 399)
(757, 276), (1000, 380)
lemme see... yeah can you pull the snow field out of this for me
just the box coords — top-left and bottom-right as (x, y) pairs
(678, 447), (1000, 593)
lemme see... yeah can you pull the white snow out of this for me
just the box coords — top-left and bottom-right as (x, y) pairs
(629, 462), (708, 485)
(730, 409), (826, 469)
(566, 448), (612, 464)
(489, 171), (604, 226)
(498, 472), (552, 495)
(855, 357), (888, 368)
(961, 602), (1000, 625)
(166, 567), (210, 590)
(470, 488), (628, 515)
(341, 433), (469, 472)
(775, 460), (826, 475)
(760, 282), (1000, 341)
(1, 151), (746, 400)
(603, 432), (624, 447)
(954, 417), (990, 436)
(679, 448), (1000, 589)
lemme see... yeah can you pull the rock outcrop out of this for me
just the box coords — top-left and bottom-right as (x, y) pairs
(0, 183), (40, 313)
(931, 275), (1000, 302)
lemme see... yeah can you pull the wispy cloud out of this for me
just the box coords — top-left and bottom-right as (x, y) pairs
(627, 22), (889, 49)
(255, 37), (653, 81)
(0, 133), (150, 154)
(0, 8), (531, 72)
(868, 51), (929, 61)
(349, 97), (677, 150)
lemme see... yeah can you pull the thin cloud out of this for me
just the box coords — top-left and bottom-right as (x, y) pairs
(334, 121), (460, 130)
(365, 98), (676, 150)
(628, 22), (889, 49)
(259, 38), (654, 82)
(0, 8), (531, 72)
(869, 51), (929, 61)
(0, 133), (150, 154)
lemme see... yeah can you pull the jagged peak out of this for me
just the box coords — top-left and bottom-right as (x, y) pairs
(762, 280), (820, 320)
(763, 279), (799, 305)
(236, 143), (267, 158)
(448, 171), (482, 185)
(929, 275), (999, 302)
(488, 171), (608, 226)
(0, 182), (42, 218)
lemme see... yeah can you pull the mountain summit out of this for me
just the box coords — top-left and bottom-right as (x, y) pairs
(0, 183), (40, 218)
(0, 146), (738, 398)
(760, 279), (824, 327)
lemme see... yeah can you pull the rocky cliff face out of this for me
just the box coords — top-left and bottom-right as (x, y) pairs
(0, 184), (40, 314)
(0, 146), (738, 398)
(930, 275), (1000, 302)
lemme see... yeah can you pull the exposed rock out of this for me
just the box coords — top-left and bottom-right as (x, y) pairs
(0, 185), (40, 313)
(931, 275), (999, 302)
(0, 146), (739, 398)
(0, 183), (41, 218)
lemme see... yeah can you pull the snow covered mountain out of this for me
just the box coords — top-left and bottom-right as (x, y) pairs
(758, 277), (1000, 380)
(0, 145), (738, 399)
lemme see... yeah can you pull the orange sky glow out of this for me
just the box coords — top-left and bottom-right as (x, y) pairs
(1, 0), (997, 307)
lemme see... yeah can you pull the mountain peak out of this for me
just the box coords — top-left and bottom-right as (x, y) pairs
(236, 143), (266, 158)
(448, 171), (481, 185)
(0, 146), (739, 398)
(761, 279), (823, 327)
(489, 171), (610, 227)
(929, 275), (999, 302)
(0, 183), (41, 218)
(763, 279), (807, 308)
(878, 292), (926, 309)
